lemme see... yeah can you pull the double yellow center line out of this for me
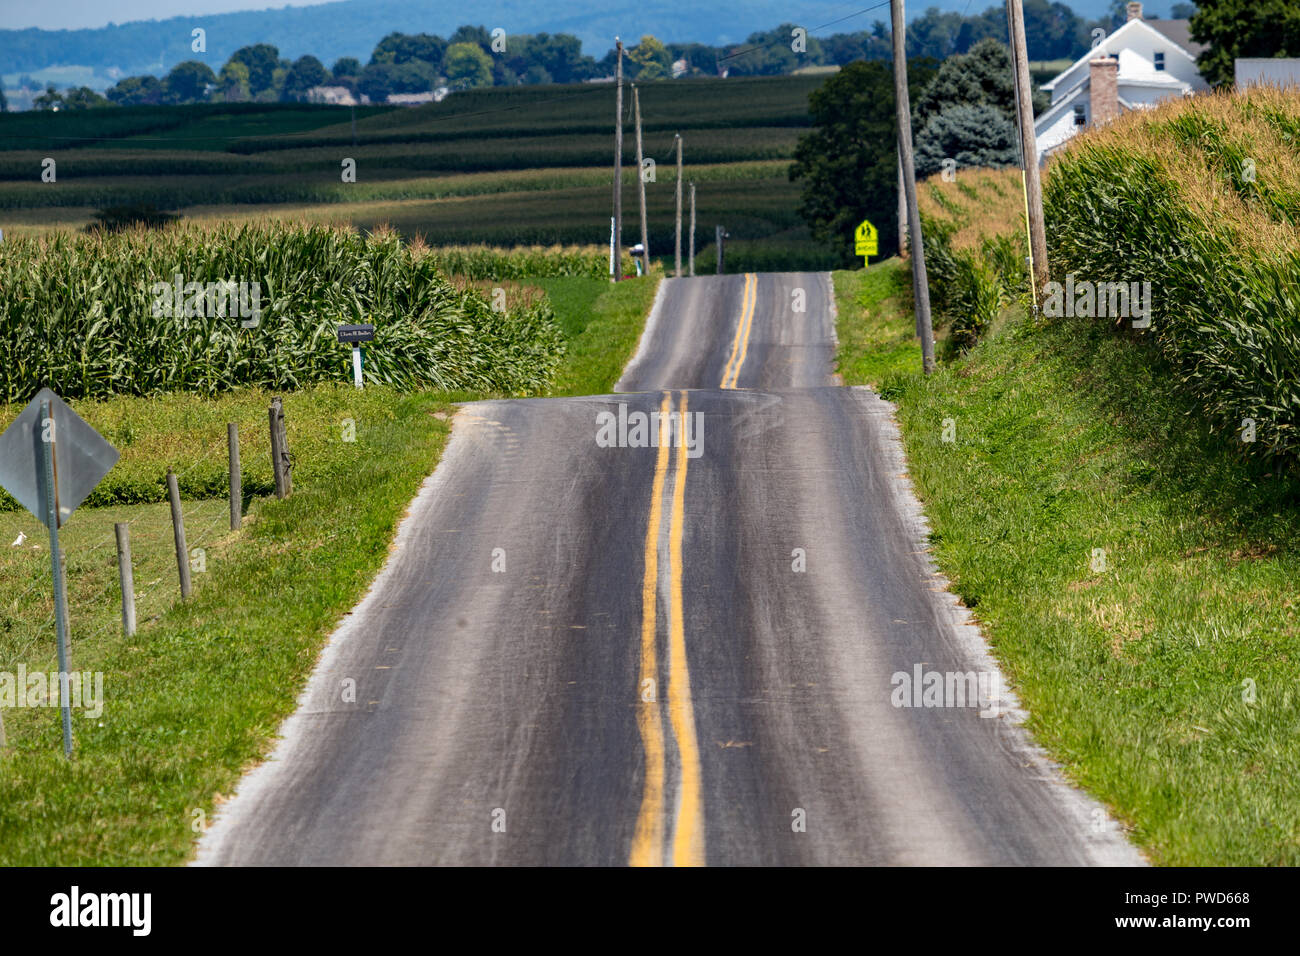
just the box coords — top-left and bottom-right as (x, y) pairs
(630, 391), (705, 867)
(629, 279), (760, 864)
(720, 273), (758, 389)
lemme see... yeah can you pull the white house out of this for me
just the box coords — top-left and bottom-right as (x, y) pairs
(1034, 1), (1208, 160)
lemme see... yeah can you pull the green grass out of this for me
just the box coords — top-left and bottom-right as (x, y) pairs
(540, 272), (662, 396)
(831, 258), (921, 387)
(835, 273), (1300, 865)
(0, 260), (660, 864)
(0, 385), (455, 864)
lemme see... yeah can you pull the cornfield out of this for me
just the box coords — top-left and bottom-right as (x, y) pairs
(411, 242), (627, 280)
(1044, 86), (1300, 463)
(918, 167), (1029, 349)
(0, 221), (566, 402)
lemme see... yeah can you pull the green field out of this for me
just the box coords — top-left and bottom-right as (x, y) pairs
(0, 76), (833, 267)
(0, 268), (658, 864)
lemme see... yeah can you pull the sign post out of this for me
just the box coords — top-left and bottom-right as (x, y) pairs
(0, 388), (119, 756)
(854, 218), (879, 266)
(41, 398), (74, 756)
(337, 324), (376, 389)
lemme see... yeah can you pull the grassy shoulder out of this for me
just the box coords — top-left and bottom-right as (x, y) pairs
(834, 269), (1300, 865)
(831, 258), (921, 388)
(0, 267), (658, 864)
(0, 385), (454, 864)
(541, 271), (661, 396)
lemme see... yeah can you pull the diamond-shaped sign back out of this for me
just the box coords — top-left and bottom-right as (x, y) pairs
(0, 388), (119, 528)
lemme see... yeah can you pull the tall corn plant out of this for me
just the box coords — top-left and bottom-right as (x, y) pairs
(0, 222), (565, 402)
(1044, 89), (1300, 465)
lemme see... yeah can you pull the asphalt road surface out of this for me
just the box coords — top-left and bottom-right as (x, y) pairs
(198, 272), (1143, 866)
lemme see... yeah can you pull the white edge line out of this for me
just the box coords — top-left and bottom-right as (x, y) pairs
(852, 385), (1148, 867)
(823, 270), (843, 386)
(191, 409), (476, 866)
(613, 275), (671, 393)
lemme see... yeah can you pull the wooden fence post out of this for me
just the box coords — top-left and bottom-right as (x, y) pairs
(269, 397), (291, 499)
(167, 470), (191, 600)
(115, 522), (136, 636)
(228, 422), (241, 530)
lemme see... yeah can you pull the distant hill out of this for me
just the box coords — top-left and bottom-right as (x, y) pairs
(0, 0), (1122, 87)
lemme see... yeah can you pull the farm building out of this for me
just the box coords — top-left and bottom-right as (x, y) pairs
(1034, 1), (1208, 161)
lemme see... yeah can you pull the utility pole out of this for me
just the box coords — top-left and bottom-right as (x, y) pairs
(899, 144), (920, 337)
(1007, 0), (1048, 305)
(688, 181), (696, 276)
(891, 0), (935, 374)
(612, 38), (624, 282)
(897, 147), (908, 256)
(674, 133), (683, 277)
(633, 86), (650, 277)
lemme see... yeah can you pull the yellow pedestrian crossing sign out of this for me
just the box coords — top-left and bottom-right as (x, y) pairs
(854, 218), (879, 263)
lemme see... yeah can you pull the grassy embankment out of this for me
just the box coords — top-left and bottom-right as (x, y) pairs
(833, 89), (1300, 865)
(0, 229), (657, 864)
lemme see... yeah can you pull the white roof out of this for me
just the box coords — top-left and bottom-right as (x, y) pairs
(1042, 18), (1200, 93)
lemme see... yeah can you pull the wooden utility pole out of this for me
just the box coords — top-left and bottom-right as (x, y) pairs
(633, 86), (650, 276)
(891, 0), (935, 374)
(674, 134), (683, 277)
(897, 148), (908, 256)
(612, 39), (624, 282)
(1007, 0), (1049, 305)
(688, 181), (696, 276)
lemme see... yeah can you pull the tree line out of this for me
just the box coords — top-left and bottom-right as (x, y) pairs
(5, 1), (1294, 112)
(0, 2), (1195, 110)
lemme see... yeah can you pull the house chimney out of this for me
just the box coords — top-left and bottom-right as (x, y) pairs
(1126, 2), (1143, 20)
(1089, 57), (1120, 126)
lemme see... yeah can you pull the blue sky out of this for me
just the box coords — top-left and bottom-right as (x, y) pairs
(2, 1), (327, 30)
(3, 0), (1137, 33)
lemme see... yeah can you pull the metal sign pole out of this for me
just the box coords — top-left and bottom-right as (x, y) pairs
(40, 398), (74, 757)
(352, 344), (363, 388)
(0, 388), (119, 755)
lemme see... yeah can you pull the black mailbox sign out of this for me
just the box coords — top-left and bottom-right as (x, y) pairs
(337, 323), (376, 344)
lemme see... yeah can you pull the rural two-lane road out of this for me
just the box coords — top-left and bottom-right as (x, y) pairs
(197, 272), (1142, 866)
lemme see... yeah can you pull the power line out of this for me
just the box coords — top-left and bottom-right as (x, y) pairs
(716, 0), (894, 65)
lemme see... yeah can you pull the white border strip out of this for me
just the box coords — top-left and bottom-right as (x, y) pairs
(192, 412), (475, 865)
(853, 385), (1146, 866)
(614, 275), (671, 393)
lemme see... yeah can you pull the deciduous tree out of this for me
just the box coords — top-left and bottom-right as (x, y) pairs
(163, 60), (216, 104)
(1191, 0), (1300, 87)
(227, 43), (280, 95)
(283, 55), (330, 100)
(790, 58), (935, 266)
(444, 42), (493, 89)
